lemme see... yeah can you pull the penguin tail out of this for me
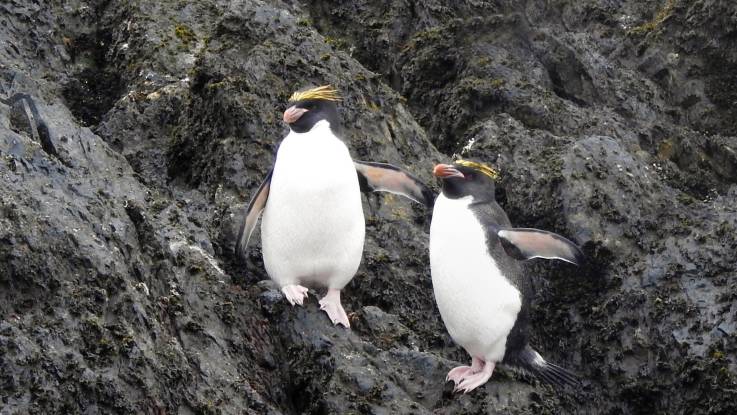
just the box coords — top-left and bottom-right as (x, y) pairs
(513, 345), (580, 388)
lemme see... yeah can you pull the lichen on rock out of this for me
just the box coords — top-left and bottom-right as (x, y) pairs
(1, 0), (736, 414)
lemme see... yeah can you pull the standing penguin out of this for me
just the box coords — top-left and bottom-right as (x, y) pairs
(430, 159), (583, 392)
(236, 86), (434, 328)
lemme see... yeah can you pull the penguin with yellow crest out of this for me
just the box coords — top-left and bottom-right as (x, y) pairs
(236, 86), (434, 328)
(430, 159), (584, 392)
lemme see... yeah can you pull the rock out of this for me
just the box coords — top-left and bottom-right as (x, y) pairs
(718, 321), (736, 337)
(1, 0), (736, 414)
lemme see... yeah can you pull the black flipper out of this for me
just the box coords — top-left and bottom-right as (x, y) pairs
(511, 345), (581, 388)
(354, 160), (435, 207)
(235, 169), (272, 259)
(496, 228), (584, 266)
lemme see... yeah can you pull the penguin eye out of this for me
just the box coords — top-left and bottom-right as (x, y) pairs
(465, 172), (475, 180)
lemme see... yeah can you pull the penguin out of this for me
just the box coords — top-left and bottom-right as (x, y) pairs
(236, 85), (434, 328)
(429, 159), (583, 393)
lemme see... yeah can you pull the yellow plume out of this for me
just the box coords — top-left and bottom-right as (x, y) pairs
(288, 85), (341, 102)
(455, 159), (500, 180)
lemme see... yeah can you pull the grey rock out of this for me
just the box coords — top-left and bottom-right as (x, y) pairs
(1, 0), (736, 414)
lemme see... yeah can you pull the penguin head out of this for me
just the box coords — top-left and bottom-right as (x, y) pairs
(283, 85), (341, 133)
(433, 159), (499, 201)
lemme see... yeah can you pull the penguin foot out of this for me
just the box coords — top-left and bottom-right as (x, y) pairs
(454, 361), (495, 394)
(446, 357), (484, 384)
(319, 288), (350, 328)
(281, 284), (309, 306)
(446, 366), (474, 384)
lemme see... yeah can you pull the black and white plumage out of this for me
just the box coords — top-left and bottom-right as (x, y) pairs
(429, 160), (583, 392)
(235, 86), (434, 328)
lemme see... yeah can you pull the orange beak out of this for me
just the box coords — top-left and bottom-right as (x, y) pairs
(283, 106), (309, 124)
(433, 164), (464, 179)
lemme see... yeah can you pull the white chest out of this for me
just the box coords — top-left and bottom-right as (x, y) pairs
(429, 194), (521, 360)
(272, 121), (355, 187)
(267, 121), (359, 204)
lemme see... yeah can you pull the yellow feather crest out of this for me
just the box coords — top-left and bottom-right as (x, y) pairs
(288, 85), (341, 102)
(455, 159), (500, 180)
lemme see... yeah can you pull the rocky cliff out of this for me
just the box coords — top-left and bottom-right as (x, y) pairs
(1, 0), (735, 414)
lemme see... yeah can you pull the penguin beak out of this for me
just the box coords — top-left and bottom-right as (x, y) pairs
(433, 164), (464, 179)
(283, 106), (308, 124)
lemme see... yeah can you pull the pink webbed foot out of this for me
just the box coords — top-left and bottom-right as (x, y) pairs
(454, 360), (495, 394)
(281, 284), (309, 306)
(446, 357), (484, 384)
(446, 366), (474, 384)
(319, 288), (350, 328)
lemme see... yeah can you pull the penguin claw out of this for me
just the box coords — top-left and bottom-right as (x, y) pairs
(453, 361), (495, 394)
(281, 284), (309, 306)
(319, 301), (350, 328)
(446, 366), (474, 384)
(446, 357), (485, 385)
(319, 288), (350, 328)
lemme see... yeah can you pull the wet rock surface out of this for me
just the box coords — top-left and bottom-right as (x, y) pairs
(0, 0), (735, 414)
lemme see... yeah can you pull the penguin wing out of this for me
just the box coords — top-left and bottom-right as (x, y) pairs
(496, 228), (584, 265)
(354, 160), (435, 207)
(235, 170), (272, 259)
